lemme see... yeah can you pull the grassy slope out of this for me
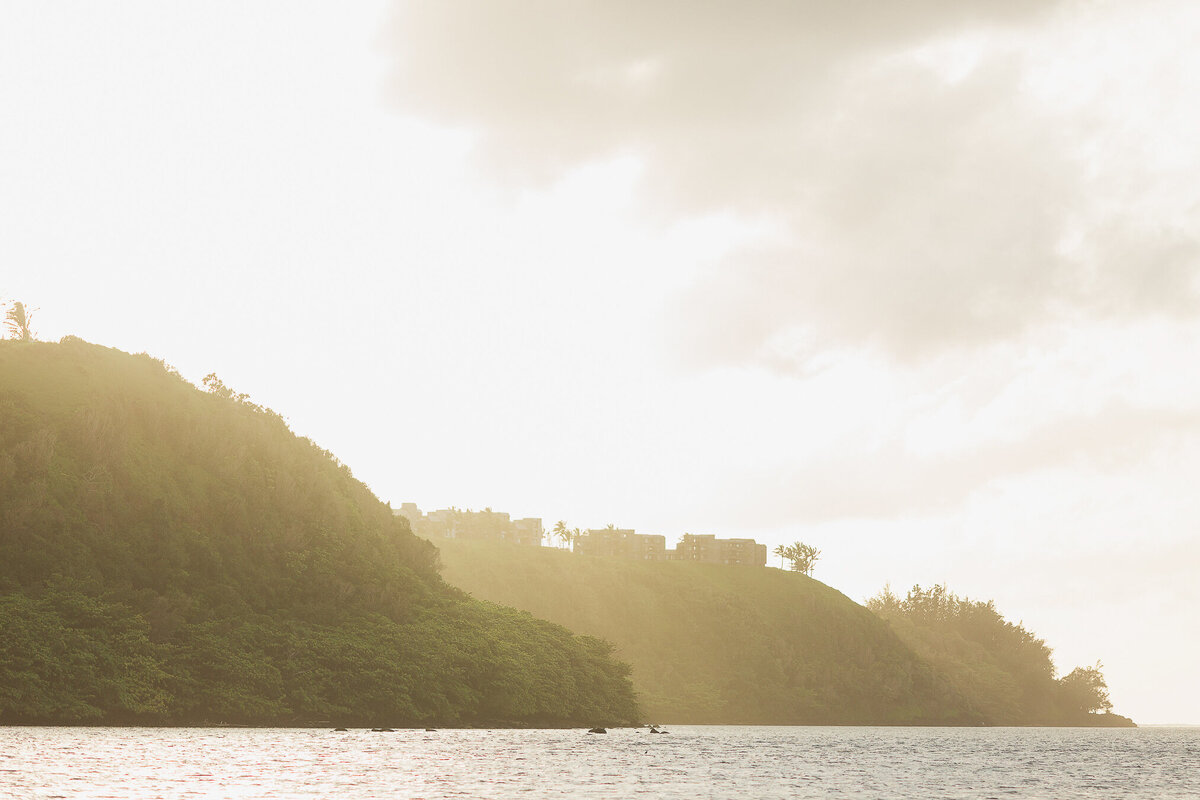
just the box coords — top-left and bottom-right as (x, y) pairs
(0, 339), (637, 726)
(436, 539), (970, 725)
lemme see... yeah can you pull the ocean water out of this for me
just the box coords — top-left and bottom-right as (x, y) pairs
(1, 725), (1196, 799)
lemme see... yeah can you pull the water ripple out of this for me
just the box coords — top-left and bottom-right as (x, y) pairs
(1, 726), (1197, 799)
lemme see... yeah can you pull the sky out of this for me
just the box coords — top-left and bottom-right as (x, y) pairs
(2, 1), (1198, 724)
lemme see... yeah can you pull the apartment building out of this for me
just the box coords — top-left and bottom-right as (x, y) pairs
(575, 529), (667, 560)
(670, 533), (768, 567)
(575, 529), (767, 566)
(395, 504), (543, 546)
(397, 503), (766, 567)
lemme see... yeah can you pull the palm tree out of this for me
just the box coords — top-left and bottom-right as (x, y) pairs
(552, 520), (569, 549)
(775, 542), (821, 576)
(796, 543), (821, 576)
(4, 301), (35, 341)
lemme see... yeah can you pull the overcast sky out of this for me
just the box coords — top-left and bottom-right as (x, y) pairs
(2, 0), (1198, 724)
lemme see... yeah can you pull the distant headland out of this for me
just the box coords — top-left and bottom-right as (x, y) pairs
(0, 337), (1132, 728)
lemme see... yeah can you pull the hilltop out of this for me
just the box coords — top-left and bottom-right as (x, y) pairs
(436, 539), (1133, 726)
(0, 338), (637, 726)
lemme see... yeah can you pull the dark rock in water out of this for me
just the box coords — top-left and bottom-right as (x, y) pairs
(588, 727), (607, 734)
(334, 727), (348, 732)
(371, 727), (395, 732)
(425, 728), (437, 732)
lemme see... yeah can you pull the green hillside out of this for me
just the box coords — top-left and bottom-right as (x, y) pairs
(435, 538), (969, 724)
(867, 585), (1133, 727)
(437, 540), (1133, 726)
(0, 338), (637, 727)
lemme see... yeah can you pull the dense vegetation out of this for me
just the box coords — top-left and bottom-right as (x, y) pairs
(867, 584), (1132, 726)
(438, 541), (1132, 726)
(436, 539), (971, 724)
(0, 338), (638, 726)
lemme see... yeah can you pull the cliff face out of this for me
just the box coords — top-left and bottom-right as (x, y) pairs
(435, 538), (971, 724)
(0, 339), (637, 726)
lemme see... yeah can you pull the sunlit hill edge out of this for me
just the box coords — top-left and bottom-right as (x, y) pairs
(0, 337), (1131, 728)
(0, 338), (636, 727)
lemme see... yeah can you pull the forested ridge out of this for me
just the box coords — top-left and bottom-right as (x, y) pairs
(437, 539), (1133, 726)
(0, 338), (638, 726)
(867, 585), (1132, 727)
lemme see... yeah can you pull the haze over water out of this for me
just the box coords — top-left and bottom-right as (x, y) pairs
(4, 726), (1198, 799)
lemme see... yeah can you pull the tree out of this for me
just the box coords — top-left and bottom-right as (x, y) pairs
(552, 520), (569, 549)
(202, 373), (250, 404)
(1059, 662), (1113, 715)
(774, 542), (821, 576)
(548, 521), (584, 550)
(3, 301), (36, 341)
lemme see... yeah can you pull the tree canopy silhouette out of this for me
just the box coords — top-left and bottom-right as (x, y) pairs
(867, 584), (1129, 725)
(774, 542), (821, 575)
(3, 301), (35, 342)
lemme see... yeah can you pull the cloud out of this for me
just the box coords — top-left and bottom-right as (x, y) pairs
(721, 402), (1200, 527)
(675, 55), (1200, 364)
(669, 59), (1082, 363)
(387, 0), (1054, 201)
(387, 0), (1200, 365)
